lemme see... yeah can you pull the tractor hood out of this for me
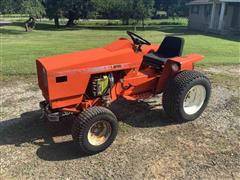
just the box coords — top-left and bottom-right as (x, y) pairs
(37, 38), (143, 74)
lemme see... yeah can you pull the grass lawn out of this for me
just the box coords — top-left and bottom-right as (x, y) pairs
(1, 19), (239, 77)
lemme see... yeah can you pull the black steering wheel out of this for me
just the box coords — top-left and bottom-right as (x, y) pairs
(127, 31), (151, 46)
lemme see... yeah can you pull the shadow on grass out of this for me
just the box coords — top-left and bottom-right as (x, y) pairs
(75, 25), (240, 42)
(0, 23), (26, 35)
(3, 21), (240, 42)
(31, 21), (240, 42)
(0, 98), (177, 161)
(0, 21), (58, 35)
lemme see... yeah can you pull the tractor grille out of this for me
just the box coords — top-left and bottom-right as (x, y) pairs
(36, 60), (49, 99)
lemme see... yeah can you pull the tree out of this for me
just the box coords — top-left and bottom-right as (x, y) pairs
(45, 0), (95, 27)
(0, 0), (45, 17)
(0, 0), (17, 14)
(94, 0), (154, 25)
(45, 0), (65, 27)
(64, 0), (95, 26)
(93, 0), (120, 19)
(19, 0), (45, 18)
(133, 0), (154, 27)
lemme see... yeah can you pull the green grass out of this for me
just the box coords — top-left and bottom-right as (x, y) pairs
(1, 19), (239, 76)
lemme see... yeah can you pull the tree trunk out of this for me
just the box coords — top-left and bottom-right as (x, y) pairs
(66, 18), (75, 27)
(126, 19), (129, 25)
(142, 18), (145, 28)
(54, 17), (60, 28)
(122, 19), (129, 25)
(134, 25), (137, 32)
(66, 10), (78, 27)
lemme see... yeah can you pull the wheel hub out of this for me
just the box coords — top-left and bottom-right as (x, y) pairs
(87, 120), (112, 146)
(183, 85), (206, 115)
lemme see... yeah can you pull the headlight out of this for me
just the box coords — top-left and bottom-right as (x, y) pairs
(171, 63), (180, 72)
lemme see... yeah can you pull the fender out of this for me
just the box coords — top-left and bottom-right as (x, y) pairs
(155, 54), (204, 93)
(169, 53), (204, 70)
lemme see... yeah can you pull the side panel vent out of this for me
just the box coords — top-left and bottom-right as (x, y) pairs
(56, 76), (67, 83)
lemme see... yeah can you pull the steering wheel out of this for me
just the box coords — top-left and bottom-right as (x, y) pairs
(127, 31), (151, 46)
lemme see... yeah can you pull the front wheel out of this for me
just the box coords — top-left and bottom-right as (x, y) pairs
(72, 107), (118, 154)
(162, 71), (211, 122)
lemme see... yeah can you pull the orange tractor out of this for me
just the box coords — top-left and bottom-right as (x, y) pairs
(37, 31), (211, 154)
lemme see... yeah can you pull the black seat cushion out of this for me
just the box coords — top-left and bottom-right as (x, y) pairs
(143, 52), (168, 69)
(143, 36), (184, 69)
(156, 36), (184, 58)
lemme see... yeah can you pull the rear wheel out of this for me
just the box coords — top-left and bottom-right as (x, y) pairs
(72, 106), (118, 154)
(162, 70), (211, 122)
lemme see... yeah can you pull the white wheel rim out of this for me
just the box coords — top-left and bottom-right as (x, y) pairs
(87, 120), (112, 146)
(183, 85), (206, 115)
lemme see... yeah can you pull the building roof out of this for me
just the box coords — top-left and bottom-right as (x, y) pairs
(187, 0), (212, 5)
(187, 0), (240, 5)
(220, 0), (240, 2)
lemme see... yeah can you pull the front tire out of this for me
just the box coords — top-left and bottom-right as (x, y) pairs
(72, 106), (118, 154)
(162, 70), (211, 122)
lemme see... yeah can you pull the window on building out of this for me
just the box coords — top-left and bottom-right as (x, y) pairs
(204, 5), (212, 17)
(191, 5), (200, 14)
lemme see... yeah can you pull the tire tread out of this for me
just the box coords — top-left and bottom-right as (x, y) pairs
(72, 106), (117, 154)
(162, 70), (211, 122)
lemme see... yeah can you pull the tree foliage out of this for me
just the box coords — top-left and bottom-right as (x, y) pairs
(0, 0), (190, 27)
(154, 0), (190, 18)
(0, 0), (45, 17)
(0, 0), (18, 14)
(93, 0), (119, 19)
(93, 0), (154, 25)
(133, 0), (154, 26)
(64, 0), (95, 26)
(44, 0), (95, 27)
(45, 0), (65, 27)
(20, 0), (45, 17)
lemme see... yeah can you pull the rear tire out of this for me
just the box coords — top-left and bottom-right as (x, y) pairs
(162, 70), (211, 122)
(72, 106), (118, 154)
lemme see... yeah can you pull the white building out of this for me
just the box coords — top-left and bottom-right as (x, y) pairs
(187, 0), (240, 34)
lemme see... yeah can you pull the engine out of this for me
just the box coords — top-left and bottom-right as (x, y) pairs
(87, 73), (114, 98)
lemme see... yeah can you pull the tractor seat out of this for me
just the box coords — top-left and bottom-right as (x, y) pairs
(143, 36), (184, 69)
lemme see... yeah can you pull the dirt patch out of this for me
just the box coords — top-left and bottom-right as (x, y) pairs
(0, 66), (239, 179)
(200, 65), (240, 76)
